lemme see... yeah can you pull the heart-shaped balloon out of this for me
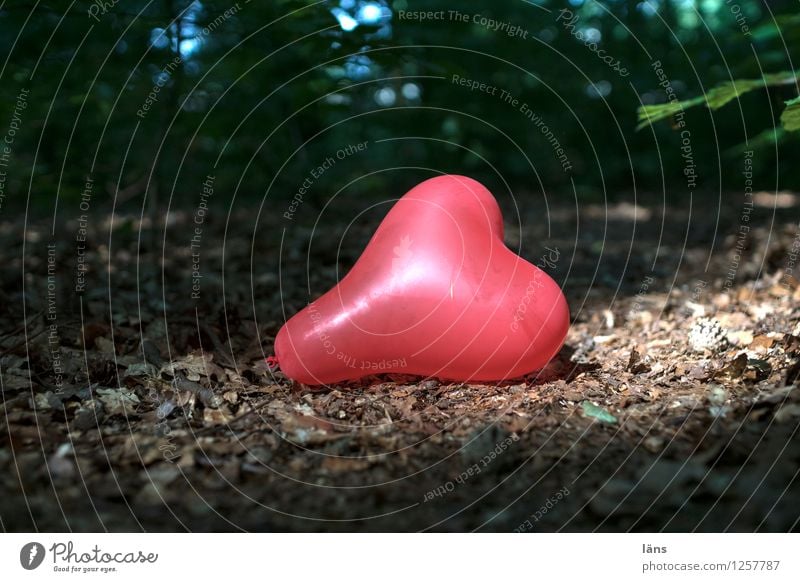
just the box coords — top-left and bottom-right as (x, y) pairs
(274, 175), (569, 385)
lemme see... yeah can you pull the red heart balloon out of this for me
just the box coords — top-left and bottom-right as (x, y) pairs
(274, 175), (569, 385)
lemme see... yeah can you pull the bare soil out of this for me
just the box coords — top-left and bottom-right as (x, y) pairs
(1, 192), (799, 532)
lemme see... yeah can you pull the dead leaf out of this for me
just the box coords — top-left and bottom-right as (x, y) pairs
(95, 387), (140, 416)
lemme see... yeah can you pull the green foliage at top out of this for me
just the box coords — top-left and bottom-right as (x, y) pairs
(638, 71), (799, 131)
(0, 0), (798, 212)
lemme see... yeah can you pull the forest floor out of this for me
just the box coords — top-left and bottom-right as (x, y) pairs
(1, 190), (800, 532)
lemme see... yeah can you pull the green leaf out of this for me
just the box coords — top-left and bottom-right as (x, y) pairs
(637, 71), (799, 131)
(751, 14), (800, 42)
(636, 97), (702, 130)
(703, 79), (762, 109)
(724, 128), (786, 158)
(582, 401), (617, 424)
(781, 96), (800, 132)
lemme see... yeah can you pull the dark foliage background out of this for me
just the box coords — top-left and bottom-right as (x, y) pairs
(1, 0), (798, 217)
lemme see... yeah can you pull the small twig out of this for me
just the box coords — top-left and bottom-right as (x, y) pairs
(0, 325), (49, 358)
(0, 309), (44, 342)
